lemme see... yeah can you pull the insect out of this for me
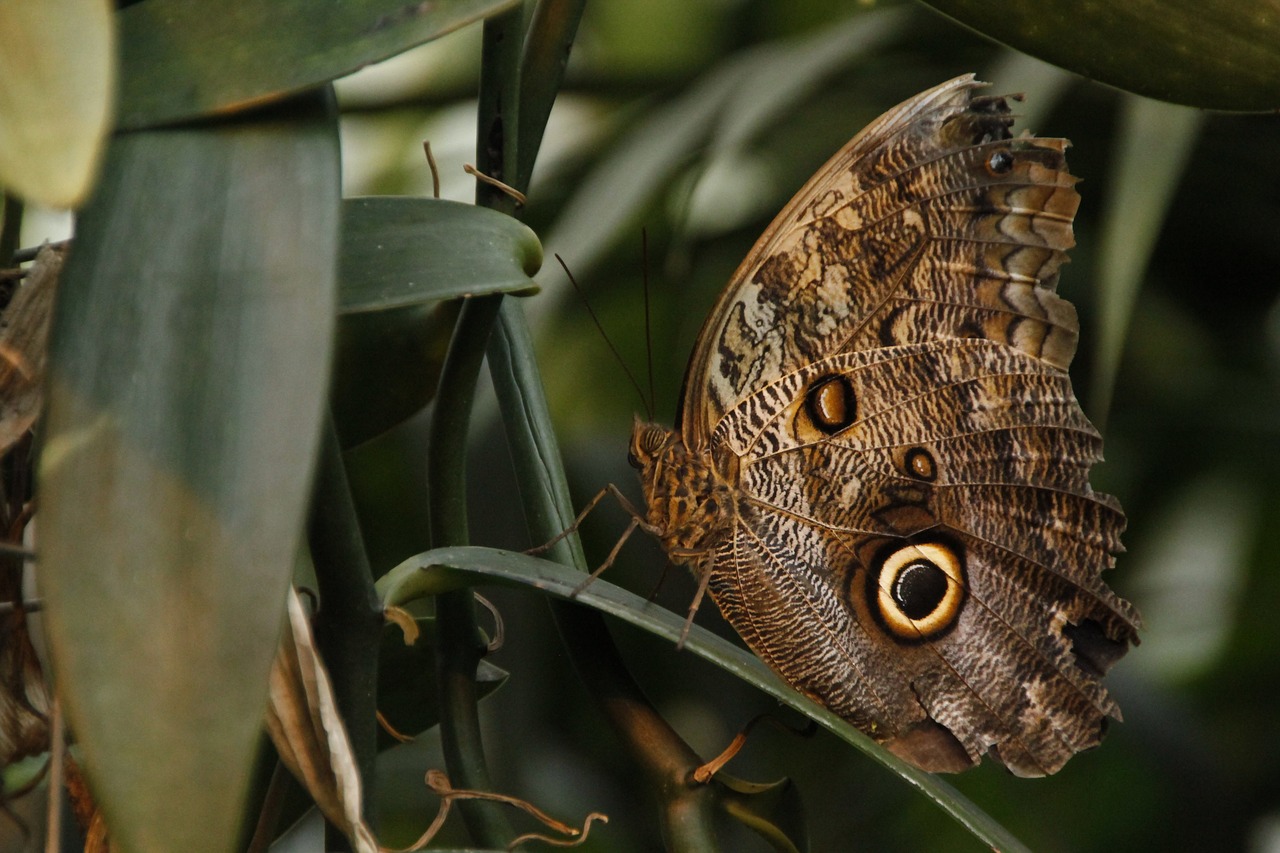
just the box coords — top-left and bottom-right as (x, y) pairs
(627, 75), (1140, 776)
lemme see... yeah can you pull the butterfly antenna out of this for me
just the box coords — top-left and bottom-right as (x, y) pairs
(556, 254), (650, 415)
(641, 229), (656, 420)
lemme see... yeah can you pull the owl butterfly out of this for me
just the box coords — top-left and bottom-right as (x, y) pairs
(628, 75), (1140, 777)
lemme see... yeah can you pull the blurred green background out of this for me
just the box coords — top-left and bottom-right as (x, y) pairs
(326, 1), (1280, 851)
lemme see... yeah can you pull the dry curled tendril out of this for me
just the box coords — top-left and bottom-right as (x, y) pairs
(386, 770), (608, 852)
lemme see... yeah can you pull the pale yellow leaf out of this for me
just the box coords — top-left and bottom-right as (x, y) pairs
(0, 0), (115, 208)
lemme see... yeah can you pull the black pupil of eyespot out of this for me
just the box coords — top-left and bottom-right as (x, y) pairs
(893, 560), (948, 619)
(989, 151), (1013, 173)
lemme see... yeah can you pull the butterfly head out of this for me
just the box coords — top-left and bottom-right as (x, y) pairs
(627, 416), (676, 474)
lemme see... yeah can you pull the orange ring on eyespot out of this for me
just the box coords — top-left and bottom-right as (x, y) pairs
(870, 541), (966, 642)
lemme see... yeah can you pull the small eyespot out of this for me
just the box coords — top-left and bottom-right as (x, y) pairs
(986, 150), (1015, 175)
(868, 541), (966, 642)
(804, 375), (857, 435)
(903, 447), (937, 481)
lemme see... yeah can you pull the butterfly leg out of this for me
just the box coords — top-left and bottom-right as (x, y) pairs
(675, 565), (714, 650)
(570, 514), (642, 597)
(525, 483), (654, 557)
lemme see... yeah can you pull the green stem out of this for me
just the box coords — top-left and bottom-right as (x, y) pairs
(428, 294), (508, 847)
(476, 5), (524, 212)
(425, 4), (526, 846)
(1, 195), (23, 265)
(489, 299), (721, 849)
(307, 416), (382, 846)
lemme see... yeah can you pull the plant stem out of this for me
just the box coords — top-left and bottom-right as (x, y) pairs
(428, 293), (509, 847)
(1, 195), (23, 266)
(307, 416), (383, 847)
(424, 3), (527, 846)
(489, 300), (721, 848)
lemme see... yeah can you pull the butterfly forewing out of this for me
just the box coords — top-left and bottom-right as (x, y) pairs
(681, 75), (1082, 443)
(636, 74), (1139, 776)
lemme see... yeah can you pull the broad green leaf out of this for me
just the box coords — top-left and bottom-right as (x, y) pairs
(377, 546), (1031, 853)
(918, 0), (1280, 111)
(39, 96), (340, 853)
(0, 0), (114, 207)
(332, 197), (541, 447)
(117, 0), (521, 129)
(340, 197), (541, 313)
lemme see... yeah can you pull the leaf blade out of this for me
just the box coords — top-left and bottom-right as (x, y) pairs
(39, 97), (340, 853)
(919, 0), (1280, 111)
(0, 0), (114, 207)
(340, 196), (541, 313)
(118, 0), (521, 129)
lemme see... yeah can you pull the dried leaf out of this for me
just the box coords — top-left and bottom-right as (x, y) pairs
(0, 242), (61, 455)
(265, 588), (377, 853)
(383, 604), (419, 645)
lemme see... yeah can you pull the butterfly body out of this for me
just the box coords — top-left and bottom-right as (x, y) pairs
(631, 75), (1140, 777)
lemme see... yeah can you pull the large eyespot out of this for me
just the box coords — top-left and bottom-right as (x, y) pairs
(868, 541), (966, 642)
(804, 375), (857, 435)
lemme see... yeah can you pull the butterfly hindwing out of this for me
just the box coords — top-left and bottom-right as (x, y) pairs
(709, 342), (1136, 775)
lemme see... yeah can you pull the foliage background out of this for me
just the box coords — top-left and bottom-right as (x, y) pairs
(3, 0), (1279, 850)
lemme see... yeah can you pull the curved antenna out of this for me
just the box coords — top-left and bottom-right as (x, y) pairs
(556, 254), (652, 419)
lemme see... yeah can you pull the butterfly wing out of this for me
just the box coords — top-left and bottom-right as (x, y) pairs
(680, 74), (1080, 446)
(682, 75), (1138, 775)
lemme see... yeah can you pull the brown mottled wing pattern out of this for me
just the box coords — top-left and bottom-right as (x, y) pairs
(680, 76), (1139, 776)
(681, 74), (1080, 445)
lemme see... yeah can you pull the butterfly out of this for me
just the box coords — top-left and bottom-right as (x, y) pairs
(628, 75), (1140, 776)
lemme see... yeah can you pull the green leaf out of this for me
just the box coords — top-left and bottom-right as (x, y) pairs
(377, 546), (1031, 853)
(39, 95), (340, 853)
(331, 303), (456, 448)
(117, 0), (522, 129)
(0, 0), (114, 207)
(340, 197), (541, 313)
(918, 0), (1280, 111)
(331, 197), (541, 447)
